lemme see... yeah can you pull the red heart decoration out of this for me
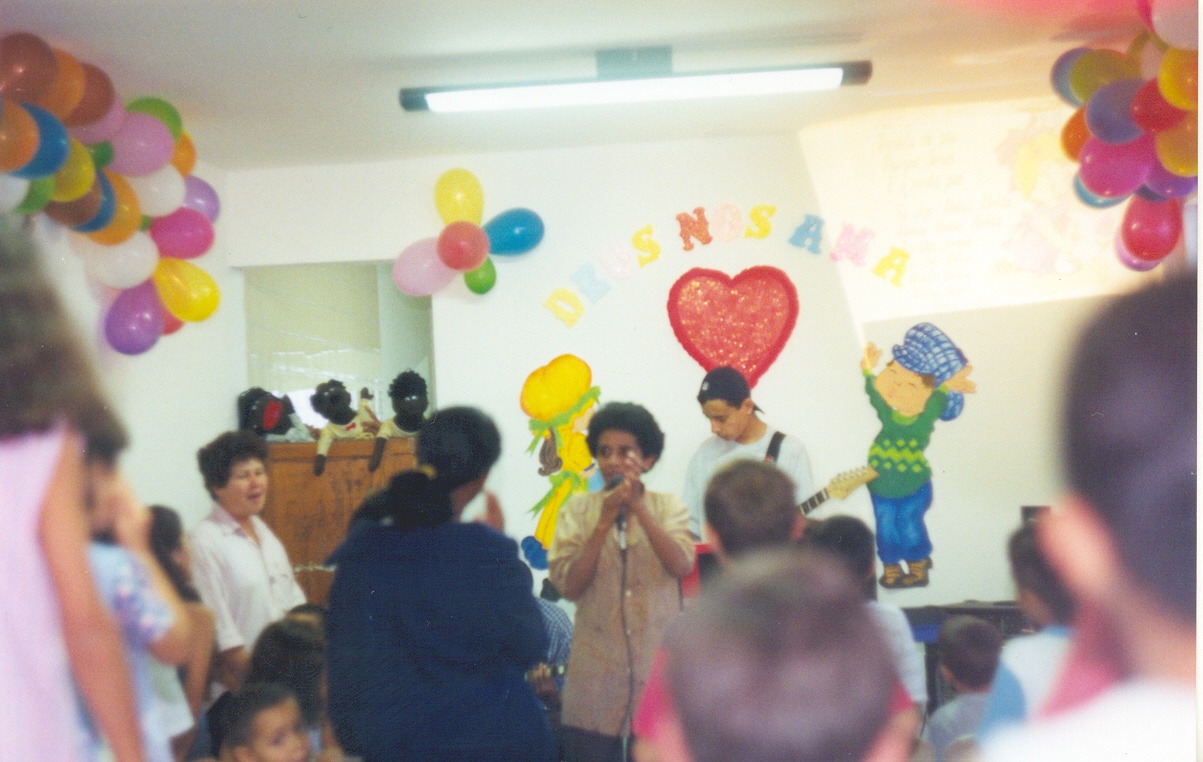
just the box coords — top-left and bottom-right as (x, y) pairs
(667, 266), (798, 387)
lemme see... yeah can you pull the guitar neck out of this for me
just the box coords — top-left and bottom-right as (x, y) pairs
(799, 488), (829, 516)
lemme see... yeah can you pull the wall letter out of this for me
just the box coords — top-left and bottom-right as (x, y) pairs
(676, 207), (713, 251)
(544, 288), (585, 327)
(710, 203), (743, 242)
(570, 263), (611, 303)
(872, 247), (910, 287)
(788, 214), (824, 254)
(829, 224), (875, 266)
(744, 204), (776, 239)
(632, 225), (661, 266)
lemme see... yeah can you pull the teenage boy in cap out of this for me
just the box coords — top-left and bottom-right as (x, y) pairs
(682, 366), (813, 538)
(861, 323), (976, 589)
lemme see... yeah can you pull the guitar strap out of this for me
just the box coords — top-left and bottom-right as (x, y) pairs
(764, 430), (785, 464)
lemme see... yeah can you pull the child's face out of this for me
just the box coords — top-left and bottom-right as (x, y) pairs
(873, 362), (935, 418)
(235, 698), (311, 762)
(701, 398), (756, 443)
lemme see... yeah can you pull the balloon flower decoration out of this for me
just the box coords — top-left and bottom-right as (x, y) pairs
(393, 168), (544, 297)
(1052, 0), (1197, 271)
(0, 31), (222, 355)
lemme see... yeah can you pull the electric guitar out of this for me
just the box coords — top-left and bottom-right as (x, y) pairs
(799, 465), (878, 516)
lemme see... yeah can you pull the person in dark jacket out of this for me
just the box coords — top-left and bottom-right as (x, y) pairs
(325, 406), (554, 762)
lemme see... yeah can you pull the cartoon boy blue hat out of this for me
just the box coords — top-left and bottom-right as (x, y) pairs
(893, 323), (967, 420)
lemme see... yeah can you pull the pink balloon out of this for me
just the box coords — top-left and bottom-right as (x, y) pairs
(107, 111), (174, 176)
(393, 237), (456, 296)
(436, 221), (490, 271)
(150, 207), (215, 258)
(1078, 134), (1156, 198)
(68, 94), (125, 144)
(182, 174), (220, 221)
(1121, 195), (1183, 260)
(103, 280), (164, 355)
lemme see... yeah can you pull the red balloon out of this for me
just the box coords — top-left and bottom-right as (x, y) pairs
(0, 33), (57, 103)
(64, 63), (115, 127)
(1130, 78), (1187, 133)
(436, 221), (490, 272)
(1078, 134), (1155, 198)
(1121, 195), (1183, 261)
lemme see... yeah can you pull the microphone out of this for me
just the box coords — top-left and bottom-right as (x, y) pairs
(606, 476), (627, 547)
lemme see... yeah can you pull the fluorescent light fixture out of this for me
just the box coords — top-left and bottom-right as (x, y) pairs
(401, 59), (871, 113)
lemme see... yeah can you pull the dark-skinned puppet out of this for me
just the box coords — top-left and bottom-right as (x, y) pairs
(310, 379), (381, 475)
(860, 323), (976, 590)
(368, 370), (430, 472)
(237, 387), (316, 443)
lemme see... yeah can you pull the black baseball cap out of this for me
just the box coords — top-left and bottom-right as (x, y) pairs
(697, 366), (761, 411)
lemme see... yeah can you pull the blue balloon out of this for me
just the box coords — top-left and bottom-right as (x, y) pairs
(12, 103), (70, 179)
(1086, 79), (1144, 144)
(74, 172), (116, 232)
(484, 208), (545, 255)
(1073, 173), (1126, 208)
(1050, 47), (1088, 107)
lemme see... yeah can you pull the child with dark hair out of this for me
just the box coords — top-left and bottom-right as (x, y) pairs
(923, 615), (1002, 762)
(218, 683), (310, 762)
(662, 550), (909, 762)
(976, 522), (1073, 741)
(326, 407), (553, 761)
(550, 402), (694, 761)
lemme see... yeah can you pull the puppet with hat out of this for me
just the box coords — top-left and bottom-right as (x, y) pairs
(861, 323), (976, 589)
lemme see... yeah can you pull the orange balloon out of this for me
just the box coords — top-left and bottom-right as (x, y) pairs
(0, 98), (38, 172)
(64, 63), (115, 127)
(34, 48), (85, 119)
(1061, 107), (1089, 161)
(88, 171), (142, 245)
(171, 131), (196, 175)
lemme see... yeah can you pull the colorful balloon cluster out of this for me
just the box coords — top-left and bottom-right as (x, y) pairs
(0, 31), (221, 354)
(392, 168), (544, 297)
(1053, 1), (1197, 271)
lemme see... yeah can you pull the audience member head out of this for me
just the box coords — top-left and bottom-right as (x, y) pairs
(0, 218), (113, 441)
(665, 549), (904, 762)
(247, 620), (325, 729)
(805, 515), (877, 600)
(220, 682), (311, 762)
(285, 603), (327, 634)
(1008, 522), (1073, 627)
(585, 401), (665, 465)
(197, 429), (269, 500)
(359, 406), (501, 531)
(148, 504), (200, 602)
(1056, 275), (1196, 627)
(703, 459), (801, 558)
(936, 615), (1002, 694)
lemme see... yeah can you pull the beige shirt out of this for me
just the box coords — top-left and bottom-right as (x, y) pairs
(549, 490), (694, 736)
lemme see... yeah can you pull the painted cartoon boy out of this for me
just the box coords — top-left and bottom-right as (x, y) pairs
(861, 323), (975, 589)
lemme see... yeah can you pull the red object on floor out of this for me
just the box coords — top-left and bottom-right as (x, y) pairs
(681, 542), (713, 598)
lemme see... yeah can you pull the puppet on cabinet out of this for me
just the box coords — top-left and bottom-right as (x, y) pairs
(310, 380), (381, 475)
(237, 387), (317, 443)
(860, 323), (976, 590)
(369, 370), (430, 472)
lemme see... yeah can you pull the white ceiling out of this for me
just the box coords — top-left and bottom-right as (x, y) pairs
(3, 1), (1140, 170)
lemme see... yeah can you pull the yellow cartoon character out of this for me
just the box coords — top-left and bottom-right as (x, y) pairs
(520, 355), (599, 568)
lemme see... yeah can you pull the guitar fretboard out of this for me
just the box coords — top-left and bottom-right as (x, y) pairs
(800, 489), (829, 516)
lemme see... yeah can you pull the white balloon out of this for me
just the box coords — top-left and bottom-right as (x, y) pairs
(84, 232), (159, 289)
(1153, 0), (1198, 50)
(127, 165), (186, 218)
(0, 174), (30, 214)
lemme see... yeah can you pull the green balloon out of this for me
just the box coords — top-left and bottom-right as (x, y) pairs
(88, 141), (113, 169)
(15, 175), (55, 214)
(464, 257), (496, 295)
(126, 96), (184, 140)
(140, 214), (153, 231)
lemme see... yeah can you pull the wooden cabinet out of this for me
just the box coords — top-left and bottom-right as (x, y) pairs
(261, 437), (417, 605)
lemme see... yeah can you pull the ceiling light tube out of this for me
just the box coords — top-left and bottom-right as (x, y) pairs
(401, 61), (871, 113)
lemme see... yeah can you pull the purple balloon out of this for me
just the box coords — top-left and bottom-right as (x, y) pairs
(149, 207), (215, 259)
(1145, 161), (1198, 199)
(103, 280), (164, 355)
(182, 174), (220, 221)
(107, 112), (174, 176)
(1078, 134), (1155, 199)
(1085, 79), (1144, 144)
(69, 96), (126, 145)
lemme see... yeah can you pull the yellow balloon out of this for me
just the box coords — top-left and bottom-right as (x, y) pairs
(1158, 48), (1198, 111)
(433, 168), (483, 225)
(51, 138), (96, 203)
(153, 257), (220, 322)
(1155, 113), (1198, 176)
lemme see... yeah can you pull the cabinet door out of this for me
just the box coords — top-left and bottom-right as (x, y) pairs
(262, 438), (417, 604)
